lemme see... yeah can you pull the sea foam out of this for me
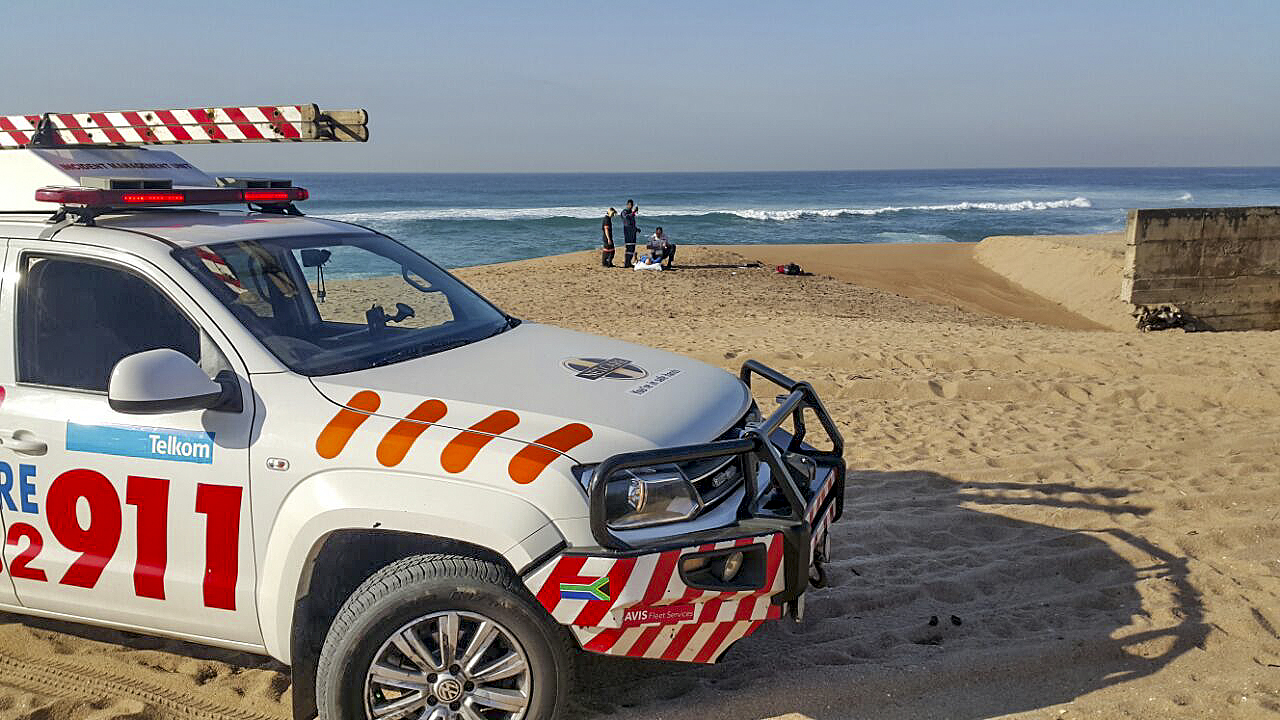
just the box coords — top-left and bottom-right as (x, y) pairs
(730, 197), (1093, 220)
(319, 196), (1093, 224)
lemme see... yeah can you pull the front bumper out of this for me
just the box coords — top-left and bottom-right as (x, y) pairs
(523, 361), (845, 663)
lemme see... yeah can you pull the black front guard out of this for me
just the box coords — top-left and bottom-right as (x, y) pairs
(587, 360), (846, 608)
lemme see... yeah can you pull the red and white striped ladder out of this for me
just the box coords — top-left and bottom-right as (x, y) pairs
(0, 104), (367, 149)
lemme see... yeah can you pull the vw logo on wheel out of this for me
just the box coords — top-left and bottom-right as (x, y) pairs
(434, 677), (464, 703)
(563, 356), (647, 381)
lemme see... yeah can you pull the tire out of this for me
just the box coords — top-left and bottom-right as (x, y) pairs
(316, 554), (572, 720)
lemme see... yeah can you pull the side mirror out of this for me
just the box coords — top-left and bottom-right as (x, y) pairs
(108, 349), (240, 415)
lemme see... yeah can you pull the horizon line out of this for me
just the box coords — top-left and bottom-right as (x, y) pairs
(212, 164), (1280, 175)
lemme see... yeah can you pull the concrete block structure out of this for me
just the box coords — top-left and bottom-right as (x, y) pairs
(1123, 206), (1280, 331)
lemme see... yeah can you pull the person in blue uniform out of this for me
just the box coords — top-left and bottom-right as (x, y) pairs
(620, 199), (639, 267)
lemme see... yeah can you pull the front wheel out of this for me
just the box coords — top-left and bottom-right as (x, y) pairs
(316, 554), (572, 720)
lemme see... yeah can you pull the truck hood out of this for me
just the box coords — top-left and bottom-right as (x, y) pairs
(310, 323), (750, 461)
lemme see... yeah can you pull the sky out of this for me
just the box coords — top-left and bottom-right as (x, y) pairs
(4, 1), (1279, 172)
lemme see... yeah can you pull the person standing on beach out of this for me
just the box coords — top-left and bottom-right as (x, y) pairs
(601, 208), (617, 267)
(621, 199), (639, 268)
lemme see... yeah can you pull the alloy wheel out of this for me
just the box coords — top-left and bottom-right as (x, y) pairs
(364, 610), (532, 720)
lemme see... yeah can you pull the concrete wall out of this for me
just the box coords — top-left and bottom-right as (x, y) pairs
(1122, 207), (1280, 331)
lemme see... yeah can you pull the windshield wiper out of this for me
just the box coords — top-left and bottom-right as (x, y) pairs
(369, 342), (460, 368)
(367, 318), (517, 370)
(367, 331), (490, 368)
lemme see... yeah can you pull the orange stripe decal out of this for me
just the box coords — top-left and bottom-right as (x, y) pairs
(376, 399), (448, 467)
(508, 423), (594, 484)
(315, 390), (381, 459)
(440, 410), (520, 473)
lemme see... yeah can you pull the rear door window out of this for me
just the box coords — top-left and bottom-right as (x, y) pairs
(16, 254), (222, 392)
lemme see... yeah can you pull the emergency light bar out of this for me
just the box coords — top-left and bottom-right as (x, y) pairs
(0, 104), (368, 149)
(34, 185), (309, 208)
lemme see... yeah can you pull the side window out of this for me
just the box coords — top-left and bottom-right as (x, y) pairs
(16, 254), (225, 392)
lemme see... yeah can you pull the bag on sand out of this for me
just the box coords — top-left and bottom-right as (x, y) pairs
(776, 262), (810, 276)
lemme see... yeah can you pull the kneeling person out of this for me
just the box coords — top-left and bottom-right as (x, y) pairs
(648, 226), (676, 270)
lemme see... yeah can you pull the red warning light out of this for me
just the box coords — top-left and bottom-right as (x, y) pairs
(35, 186), (309, 208)
(122, 192), (187, 204)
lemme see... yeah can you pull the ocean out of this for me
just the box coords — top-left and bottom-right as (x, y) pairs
(278, 167), (1280, 270)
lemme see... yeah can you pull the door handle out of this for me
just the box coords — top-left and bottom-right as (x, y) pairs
(0, 430), (48, 456)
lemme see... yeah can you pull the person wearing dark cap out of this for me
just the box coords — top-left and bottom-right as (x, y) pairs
(620, 199), (639, 268)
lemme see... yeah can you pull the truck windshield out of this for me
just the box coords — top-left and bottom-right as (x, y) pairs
(175, 233), (512, 376)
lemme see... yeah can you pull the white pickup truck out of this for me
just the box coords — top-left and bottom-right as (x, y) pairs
(0, 104), (845, 720)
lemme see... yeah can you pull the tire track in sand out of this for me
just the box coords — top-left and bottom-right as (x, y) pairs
(0, 647), (288, 720)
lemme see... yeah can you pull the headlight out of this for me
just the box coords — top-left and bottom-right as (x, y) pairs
(576, 463), (703, 529)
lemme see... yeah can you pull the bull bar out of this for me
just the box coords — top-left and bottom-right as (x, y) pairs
(586, 360), (846, 607)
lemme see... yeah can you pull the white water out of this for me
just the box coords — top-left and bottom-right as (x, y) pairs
(319, 196), (1094, 224)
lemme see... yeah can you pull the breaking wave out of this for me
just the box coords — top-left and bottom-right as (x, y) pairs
(729, 197), (1093, 220)
(1178, 192), (1194, 202)
(319, 196), (1093, 224)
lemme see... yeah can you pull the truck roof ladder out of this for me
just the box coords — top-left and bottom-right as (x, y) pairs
(0, 104), (368, 149)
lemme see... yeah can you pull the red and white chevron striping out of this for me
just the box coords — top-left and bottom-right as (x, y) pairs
(525, 533), (786, 663)
(811, 497), (838, 555)
(572, 618), (767, 664)
(806, 468), (839, 554)
(805, 467), (838, 524)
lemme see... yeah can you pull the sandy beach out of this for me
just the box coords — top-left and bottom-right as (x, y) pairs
(1, 240), (1277, 719)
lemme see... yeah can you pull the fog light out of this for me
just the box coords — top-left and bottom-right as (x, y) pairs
(718, 551), (744, 582)
(681, 546), (766, 591)
(681, 556), (709, 573)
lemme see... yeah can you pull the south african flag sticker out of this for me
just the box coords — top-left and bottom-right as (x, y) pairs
(559, 576), (610, 602)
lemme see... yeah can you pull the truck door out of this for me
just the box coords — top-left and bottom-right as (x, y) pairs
(0, 237), (17, 609)
(0, 243), (260, 646)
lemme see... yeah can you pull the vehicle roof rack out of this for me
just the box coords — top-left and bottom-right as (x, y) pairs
(0, 104), (368, 149)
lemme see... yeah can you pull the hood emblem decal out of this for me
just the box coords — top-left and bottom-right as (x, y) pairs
(563, 357), (647, 381)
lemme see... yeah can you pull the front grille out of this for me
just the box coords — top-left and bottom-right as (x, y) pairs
(688, 455), (746, 507)
(692, 403), (759, 507)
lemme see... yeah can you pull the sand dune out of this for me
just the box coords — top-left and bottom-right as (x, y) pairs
(1, 245), (1277, 719)
(975, 234), (1134, 331)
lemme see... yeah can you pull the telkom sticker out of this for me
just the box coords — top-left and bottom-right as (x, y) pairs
(628, 368), (682, 397)
(66, 423), (215, 464)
